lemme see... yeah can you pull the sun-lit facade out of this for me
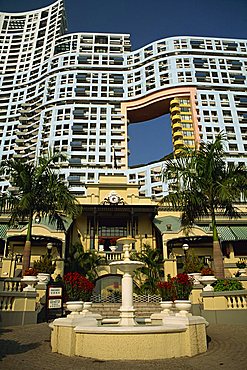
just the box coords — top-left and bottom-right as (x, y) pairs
(0, 0), (247, 283)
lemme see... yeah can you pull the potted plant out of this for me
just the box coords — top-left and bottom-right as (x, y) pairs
(172, 273), (194, 315)
(183, 252), (204, 285)
(33, 255), (56, 285)
(157, 279), (175, 313)
(21, 268), (38, 291)
(98, 238), (104, 252)
(109, 238), (118, 252)
(23, 267), (38, 276)
(201, 267), (214, 276)
(236, 260), (246, 276)
(63, 272), (94, 314)
(199, 267), (217, 291)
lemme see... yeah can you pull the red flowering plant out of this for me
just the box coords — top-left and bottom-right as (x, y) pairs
(110, 238), (117, 246)
(201, 267), (214, 276)
(63, 272), (94, 301)
(172, 273), (193, 300)
(23, 267), (38, 276)
(157, 280), (176, 302)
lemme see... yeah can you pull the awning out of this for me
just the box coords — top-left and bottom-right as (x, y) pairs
(217, 226), (237, 241)
(154, 218), (247, 242)
(198, 225), (247, 241)
(230, 226), (247, 240)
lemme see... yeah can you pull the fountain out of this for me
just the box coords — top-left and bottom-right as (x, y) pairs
(50, 237), (208, 360)
(110, 237), (144, 326)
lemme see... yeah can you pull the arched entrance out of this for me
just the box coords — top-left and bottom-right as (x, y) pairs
(94, 274), (122, 301)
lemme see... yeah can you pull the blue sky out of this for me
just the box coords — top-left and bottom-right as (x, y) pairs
(1, 0), (247, 165)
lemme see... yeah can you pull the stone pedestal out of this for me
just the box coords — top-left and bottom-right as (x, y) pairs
(110, 237), (144, 327)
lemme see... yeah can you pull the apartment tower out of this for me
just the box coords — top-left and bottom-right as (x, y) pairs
(0, 0), (247, 199)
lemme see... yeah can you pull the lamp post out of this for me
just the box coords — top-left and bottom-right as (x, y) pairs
(182, 243), (189, 261)
(47, 242), (53, 259)
(35, 214), (41, 224)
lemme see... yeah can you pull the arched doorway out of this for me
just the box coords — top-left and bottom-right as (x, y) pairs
(94, 274), (122, 301)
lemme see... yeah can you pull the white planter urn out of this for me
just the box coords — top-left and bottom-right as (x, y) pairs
(109, 245), (117, 252)
(81, 301), (93, 316)
(37, 273), (50, 285)
(199, 276), (217, 291)
(66, 301), (84, 315)
(188, 273), (201, 285)
(160, 301), (173, 315)
(174, 300), (192, 316)
(99, 244), (104, 252)
(21, 276), (38, 291)
(238, 268), (246, 276)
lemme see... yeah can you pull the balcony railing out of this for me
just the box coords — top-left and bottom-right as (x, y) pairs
(104, 251), (123, 261)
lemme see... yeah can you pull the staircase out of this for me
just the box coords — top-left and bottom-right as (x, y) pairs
(91, 302), (161, 318)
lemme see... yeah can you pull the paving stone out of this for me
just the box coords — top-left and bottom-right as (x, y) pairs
(0, 322), (247, 370)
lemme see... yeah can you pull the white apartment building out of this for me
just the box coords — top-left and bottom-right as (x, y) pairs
(0, 0), (247, 199)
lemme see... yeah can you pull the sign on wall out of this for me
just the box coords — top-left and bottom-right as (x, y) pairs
(46, 283), (64, 321)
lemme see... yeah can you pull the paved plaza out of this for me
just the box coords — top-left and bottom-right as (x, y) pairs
(0, 322), (247, 370)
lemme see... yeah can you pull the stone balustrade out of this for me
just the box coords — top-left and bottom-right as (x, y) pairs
(202, 290), (247, 310)
(0, 277), (22, 292)
(201, 289), (247, 324)
(0, 281), (38, 326)
(104, 251), (123, 261)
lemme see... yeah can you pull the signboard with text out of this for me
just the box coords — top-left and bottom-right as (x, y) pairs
(46, 283), (64, 321)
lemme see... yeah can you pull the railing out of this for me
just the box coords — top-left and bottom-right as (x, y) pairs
(0, 295), (15, 310)
(91, 293), (161, 304)
(133, 294), (161, 303)
(0, 278), (22, 292)
(104, 251), (123, 261)
(0, 288), (38, 326)
(202, 290), (247, 310)
(225, 293), (247, 309)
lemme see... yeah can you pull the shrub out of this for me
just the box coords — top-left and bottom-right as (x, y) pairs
(183, 252), (204, 273)
(236, 260), (246, 269)
(33, 255), (56, 275)
(63, 272), (94, 301)
(172, 273), (194, 300)
(157, 273), (194, 301)
(157, 279), (176, 301)
(213, 279), (244, 292)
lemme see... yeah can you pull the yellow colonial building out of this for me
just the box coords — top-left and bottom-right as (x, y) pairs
(1, 174), (247, 294)
(0, 1), (247, 295)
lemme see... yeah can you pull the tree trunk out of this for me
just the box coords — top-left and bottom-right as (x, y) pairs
(211, 213), (225, 279)
(22, 240), (31, 275)
(212, 239), (225, 278)
(22, 212), (33, 275)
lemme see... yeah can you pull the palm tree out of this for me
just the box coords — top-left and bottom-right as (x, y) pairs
(1, 153), (78, 274)
(162, 134), (247, 278)
(65, 243), (106, 282)
(131, 245), (164, 294)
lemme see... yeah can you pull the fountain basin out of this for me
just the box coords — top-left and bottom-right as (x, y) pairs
(110, 260), (144, 273)
(50, 316), (207, 360)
